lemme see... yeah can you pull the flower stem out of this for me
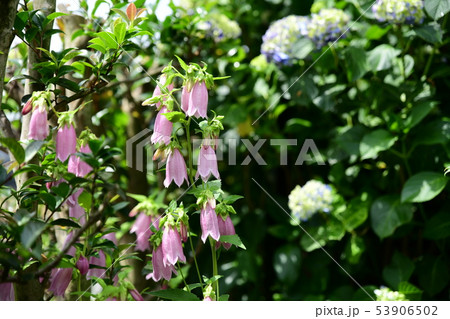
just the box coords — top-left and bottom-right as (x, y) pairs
(188, 230), (203, 289)
(177, 261), (190, 292)
(210, 238), (219, 299)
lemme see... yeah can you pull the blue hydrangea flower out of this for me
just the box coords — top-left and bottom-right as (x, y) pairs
(197, 12), (241, 42)
(261, 15), (309, 65)
(307, 8), (351, 49)
(288, 180), (333, 222)
(372, 0), (425, 25)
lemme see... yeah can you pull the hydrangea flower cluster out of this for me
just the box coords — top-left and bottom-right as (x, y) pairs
(307, 8), (350, 48)
(288, 180), (333, 222)
(374, 287), (408, 301)
(372, 0), (425, 25)
(198, 12), (241, 42)
(261, 9), (350, 64)
(261, 15), (309, 65)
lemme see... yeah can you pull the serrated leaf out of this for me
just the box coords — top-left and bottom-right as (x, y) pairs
(425, 0), (450, 20)
(162, 111), (186, 123)
(219, 234), (246, 250)
(147, 289), (200, 301)
(367, 44), (401, 71)
(175, 55), (188, 71)
(423, 211), (450, 239)
(360, 129), (398, 160)
(415, 23), (443, 43)
(382, 251), (415, 290)
(403, 101), (437, 130)
(401, 172), (448, 203)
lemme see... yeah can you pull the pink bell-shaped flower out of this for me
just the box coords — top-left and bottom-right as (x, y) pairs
(186, 81), (208, 118)
(86, 250), (106, 280)
(0, 282), (14, 301)
(200, 202), (220, 243)
(162, 225), (186, 266)
(151, 106), (173, 145)
(152, 75), (174, 109)
(28, 106), (49, 140)
(48, 267), (73, 296)
(146, 245), (177, 282)
(181, 86), (189, 113)
(163, 148), (189, 188)
(203, 296), (213, 301)
(76, 255), (89, 275)
(179, 222), (188, 243)
(196, 145), (220, 181)
(56, 124), (77, 162)
(77, 144), (92, 177)
(69, 202), (86, 226)
(130, 212), (152, 252)
(216, 214), (236, 250)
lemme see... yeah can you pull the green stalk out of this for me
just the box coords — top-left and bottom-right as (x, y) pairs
(210, 238), (219, 299)
(177, 261), (190, 292)
(188, 229), (204, 289)
(185, 118), (195, 186)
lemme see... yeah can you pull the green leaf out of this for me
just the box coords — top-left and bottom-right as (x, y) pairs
(382, 251), (415, 290)
(162, 111), (186, 123)
(220, 234), (246, 250)
(291, 37), (314, 60)
(367, 44), (401, 72)
(175, 55), (188, 71)
(25, 140), (45, 162)
(21, 219), (47, 248)
(147, 289), (200, 301)
(51, 218), (81, 228)
(114, 22), (127, 43)
(218, 294), (229, 301)
(401, 172), (448, 203)
(423, 211), (450, 239)
(403, 101), (437, 130)
(365, 25), (391, 40)
(345, 47), (368, 81)
(111, 8), (130, 22)
(334, 197), (369, 231)
(424, 0), (450, 20)
(417, 255), (449, 296)
(414, 23), (443, 43)
(398, 282), (422, 301)
(360, 129), (398, 160)
(51, 182), (70, 198)
(0, 137), (25, 164)
(43, 12), (68, 27)
(222, 195), (244, 204)
(88, 43), (106, 55)
(96, 31), (118, 49)
(370, 195), (414, 239)
(273, 244), (301, 284)
(78, 191), (92, 211)
(412, 120), (450, 146)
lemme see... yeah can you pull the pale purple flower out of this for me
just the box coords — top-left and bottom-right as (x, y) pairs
(77, 144), (92, 177)
(179, 222), (188, 243)
(163, 148), (189, 188)
(0, 282), (14, 301)
(129, 289), (144, 301)
(162, 225), (186, 266)
(151, 106), (173, 145)
(200, 202), (220, 243)
(48, 267), (73, 296)
(28, 106), (48, 140)
(186, 81), (208, 118)
(68, 154), (78, 175)
(196, 145), (220, 181)
(203, 296), (213, 301)
(86, 250), (106, 280)
(56, 124), (77, 162)
(216, 215), (236, 250)
(22, 98), (33, 115)
(130, 212), (152, 252)
(181, 86), (189, 113)
(146, 245), (177, 282)
(151, 75), (174, 108)
(76, 255), (89, 275)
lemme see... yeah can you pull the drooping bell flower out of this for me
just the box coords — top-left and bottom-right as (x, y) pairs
(129, 289), (144, 301)
(69, 202), (86, 226)
(146, 245), (177, 282)
(77, 143), (92, 177)
(76, 255), (89, 275)
(204, 296), (213, 301)
(179, 221), (188, 243)
(152, 75), (174, 109)
(181, 86), (189, 113)
(186, 81), (208, 118)
(163, 148), (189, 188)
(0, 282), (14, 301)
(28, 105), (49, 140)
(216, 214), (236, 250)
(200, 202), (220, 243)
(130, 212), (152, 252)
(86, 250), (106, 280)
(162, 224), (186, 266)
(196, 145), (220, 181)
(56, 123), (77, 162)
(68, 154), (78, 175)
(151, 106), (173, 145)
(48, 267), (73, 296)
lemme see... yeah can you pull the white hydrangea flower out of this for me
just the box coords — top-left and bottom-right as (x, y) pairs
(288, 180), (333, 222)
(374, 287), (408, 301)
(372, 0), (425, 25)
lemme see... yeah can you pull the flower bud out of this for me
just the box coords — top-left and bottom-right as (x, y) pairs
(76, 255), (89, 275)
